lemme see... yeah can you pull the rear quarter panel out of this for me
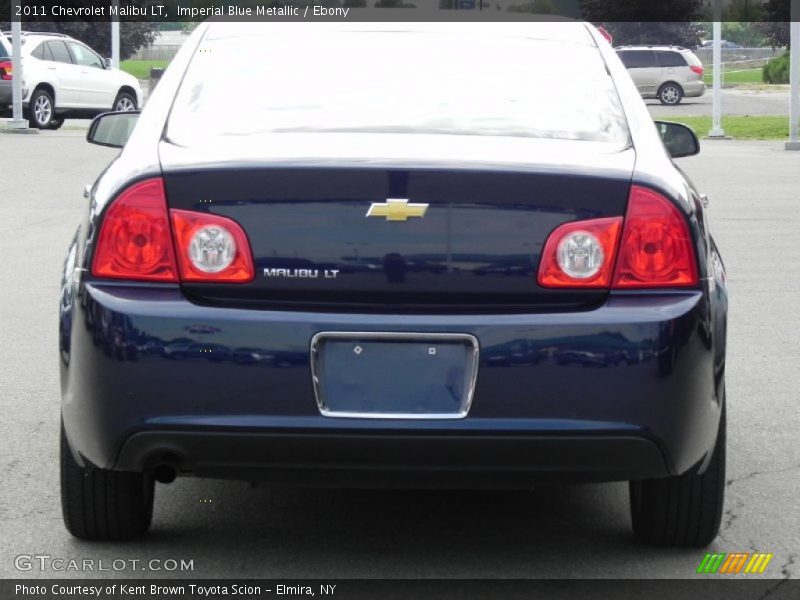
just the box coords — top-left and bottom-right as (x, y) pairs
(593, 25), (727, 405)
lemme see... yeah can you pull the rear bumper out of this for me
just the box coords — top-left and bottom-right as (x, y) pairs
(0, 82), (11, 105)
(684, 81), (706, 97)
(61, 283), (722, 484)
(116, 430), (669, 486)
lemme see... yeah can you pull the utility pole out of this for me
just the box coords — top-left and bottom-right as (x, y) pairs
(709, 0), (725, 138)
(111, 0), (121, 69)
(787, 1), (800, 150)
(6, 3), (27, 130)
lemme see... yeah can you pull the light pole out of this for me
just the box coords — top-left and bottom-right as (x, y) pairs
(787, 2), (800, 150)
(7, 2), (27, 130)
(111, 0), (120, 69)
(709, 0), (725, 138)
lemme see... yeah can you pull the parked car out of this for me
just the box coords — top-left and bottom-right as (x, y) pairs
(59, 22), (727, 547)
(700, 40), (743, 49)
(0, 31), (141, 129)
(0, 34), (11, 110)
(616, 45), (706, 105)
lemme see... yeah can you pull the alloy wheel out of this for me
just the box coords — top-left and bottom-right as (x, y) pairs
(116, 97), (136, 112)
(661, 86), (680, 105)
(34, 95), (52, 126)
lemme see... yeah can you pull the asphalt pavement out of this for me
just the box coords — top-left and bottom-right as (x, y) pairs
(647, 86), (790, 118)
(0, 131), (798, 581)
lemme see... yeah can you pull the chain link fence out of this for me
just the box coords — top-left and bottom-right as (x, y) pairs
(694, 47), (785, 70)
(130, 45), (183, 61)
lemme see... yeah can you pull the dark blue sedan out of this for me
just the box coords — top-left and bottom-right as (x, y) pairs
(59, 22), (728, 546)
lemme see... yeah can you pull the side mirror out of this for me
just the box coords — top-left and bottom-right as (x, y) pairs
(655, 121), (700, 158)
(103, 57), (112, 69)
(87, 111), (140, 148)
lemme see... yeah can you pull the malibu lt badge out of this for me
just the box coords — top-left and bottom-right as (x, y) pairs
(263, 268), (339, 279)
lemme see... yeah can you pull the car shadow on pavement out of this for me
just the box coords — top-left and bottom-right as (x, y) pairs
(60, 479), (708, 578)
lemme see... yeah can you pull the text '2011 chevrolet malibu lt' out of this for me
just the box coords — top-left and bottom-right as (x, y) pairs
(59, 22), (728, 546)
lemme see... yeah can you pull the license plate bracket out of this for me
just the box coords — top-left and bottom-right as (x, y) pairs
(310, 332), (479, 419)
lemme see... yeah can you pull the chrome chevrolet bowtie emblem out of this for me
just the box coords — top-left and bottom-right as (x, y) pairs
(366, 199), (429, 222)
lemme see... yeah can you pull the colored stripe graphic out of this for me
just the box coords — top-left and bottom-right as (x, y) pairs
(719, 554), (737, 573)
(745, 554), (761, 573)
(733, 553), (750, 573)
(697, 554), (714, 573)
(699, 553), (774, 574)
(756, 554), (774, 573)
(697, 553), (726, 574)
(720, 553), (749, 573)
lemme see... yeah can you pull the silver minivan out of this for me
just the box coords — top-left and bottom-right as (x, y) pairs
(616, 46), (706, 105)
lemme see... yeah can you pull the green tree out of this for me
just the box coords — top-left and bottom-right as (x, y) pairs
(759, 0), (790, 48)
(724, 0), (764, 21)
(508, 0), (554, 13)
(0, 21), (159, 61)
(592, 22), (706, 48)
(375, 0), (416, 6)
(723, 22), (766, 47)
(763, 51), (790, 83)
(579, 0), (706, 48)
(715, 0), (764, 47)
(580, 0), (704, 23)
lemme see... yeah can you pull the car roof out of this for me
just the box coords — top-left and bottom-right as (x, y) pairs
(0, 31), (76, 54)
(1, 31), (73, 39)
(204, 21), (598, 48)
(615, 45), (692, 52)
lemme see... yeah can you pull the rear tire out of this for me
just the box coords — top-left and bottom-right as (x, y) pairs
(113, 91), (137, 112)
(629, 401), (725, 546)
(27, 88), (55, 129)
(60, 420), (154, 540)
(47, 117), (64, 130)
(658, 82), (684, 105)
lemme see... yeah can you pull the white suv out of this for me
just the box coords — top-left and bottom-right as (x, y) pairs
(4, 31), (142, 129)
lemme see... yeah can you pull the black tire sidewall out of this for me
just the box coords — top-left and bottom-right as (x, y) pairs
(629, 398), (726, 546)
(60, 419), (154, 540)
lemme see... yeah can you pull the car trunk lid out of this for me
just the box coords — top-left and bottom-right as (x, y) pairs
(159, 134), (635, 311)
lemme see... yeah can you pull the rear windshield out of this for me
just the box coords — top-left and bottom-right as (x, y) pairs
(0, 37), (10, 59)
(683, 51), (703, 67)
(167, 24), (630, 146)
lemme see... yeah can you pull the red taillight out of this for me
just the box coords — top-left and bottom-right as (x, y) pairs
(612, 186), (698, 288)
(0, 60), (12, 80)
(690, 65), (704, 76)
(170, 209), (254, 283)
(538, 186), (698, 289)
(92, 178), (255, 284)
(538, 217), (623, 288)
(92, 179), (179, 282)
(597, 26), (613, 45)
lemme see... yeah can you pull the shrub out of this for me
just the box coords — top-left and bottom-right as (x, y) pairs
(763, 52), (790, 84)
